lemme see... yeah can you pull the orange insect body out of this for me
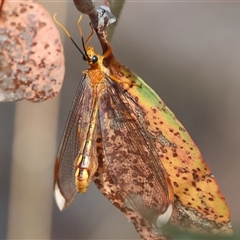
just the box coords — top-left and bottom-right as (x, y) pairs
(73, 46), (108, 193)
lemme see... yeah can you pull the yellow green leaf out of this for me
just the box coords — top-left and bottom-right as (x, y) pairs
(106, 55), (232, 235)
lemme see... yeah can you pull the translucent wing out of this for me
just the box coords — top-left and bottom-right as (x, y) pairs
(96, 76), (174, 232)
(54, 75), (94, 210)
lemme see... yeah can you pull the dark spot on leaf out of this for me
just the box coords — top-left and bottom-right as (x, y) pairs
(149, 182), (154, 188)
(192, 181), (196, 187)
(39, 21), (47, 28)
(94, 179), (100, 185)
(132, 172), (137, 178)
(173, 182), (179, 187)
(32, 42), (37, 47)
(133, 159), (138, 164)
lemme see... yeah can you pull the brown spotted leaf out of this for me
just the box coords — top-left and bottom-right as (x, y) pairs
(105, 55), (232, 237)
(0, 0), (65, 102)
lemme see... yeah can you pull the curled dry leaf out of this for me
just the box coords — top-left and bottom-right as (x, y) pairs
(0, 0), (65, 102)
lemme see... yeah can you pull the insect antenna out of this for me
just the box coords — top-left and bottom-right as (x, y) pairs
(83, 22), (94, 46)
(77, 15), (92, 62)
(53, 13), (87, 60)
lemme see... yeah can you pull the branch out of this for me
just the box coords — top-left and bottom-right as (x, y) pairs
(72, 0), (115, 52)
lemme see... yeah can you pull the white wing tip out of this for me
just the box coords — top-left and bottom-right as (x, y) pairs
(156, 203), (173, 228)
(54, 183), (66, 211)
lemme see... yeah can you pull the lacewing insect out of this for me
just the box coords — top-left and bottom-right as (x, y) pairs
(54, 14), (232, 239)
(54, 14), (174, 233)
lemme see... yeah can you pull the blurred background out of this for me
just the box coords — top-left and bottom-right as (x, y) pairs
(1, 1), (240, 239)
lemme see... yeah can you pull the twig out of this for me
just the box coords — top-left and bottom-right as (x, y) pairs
(72, 0), (116, 52)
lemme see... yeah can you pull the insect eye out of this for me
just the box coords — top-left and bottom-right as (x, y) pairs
(92, 55), (98, 63)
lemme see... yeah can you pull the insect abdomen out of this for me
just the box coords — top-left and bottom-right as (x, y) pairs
(74, 85), (100, 193)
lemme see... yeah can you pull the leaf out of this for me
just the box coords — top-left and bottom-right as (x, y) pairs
(0, 0), (65, 102)
(104, 55), (232, 236)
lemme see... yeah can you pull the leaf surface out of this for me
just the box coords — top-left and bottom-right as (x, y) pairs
(105, 55), (232, 235)
(0, 0), (64, 102)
